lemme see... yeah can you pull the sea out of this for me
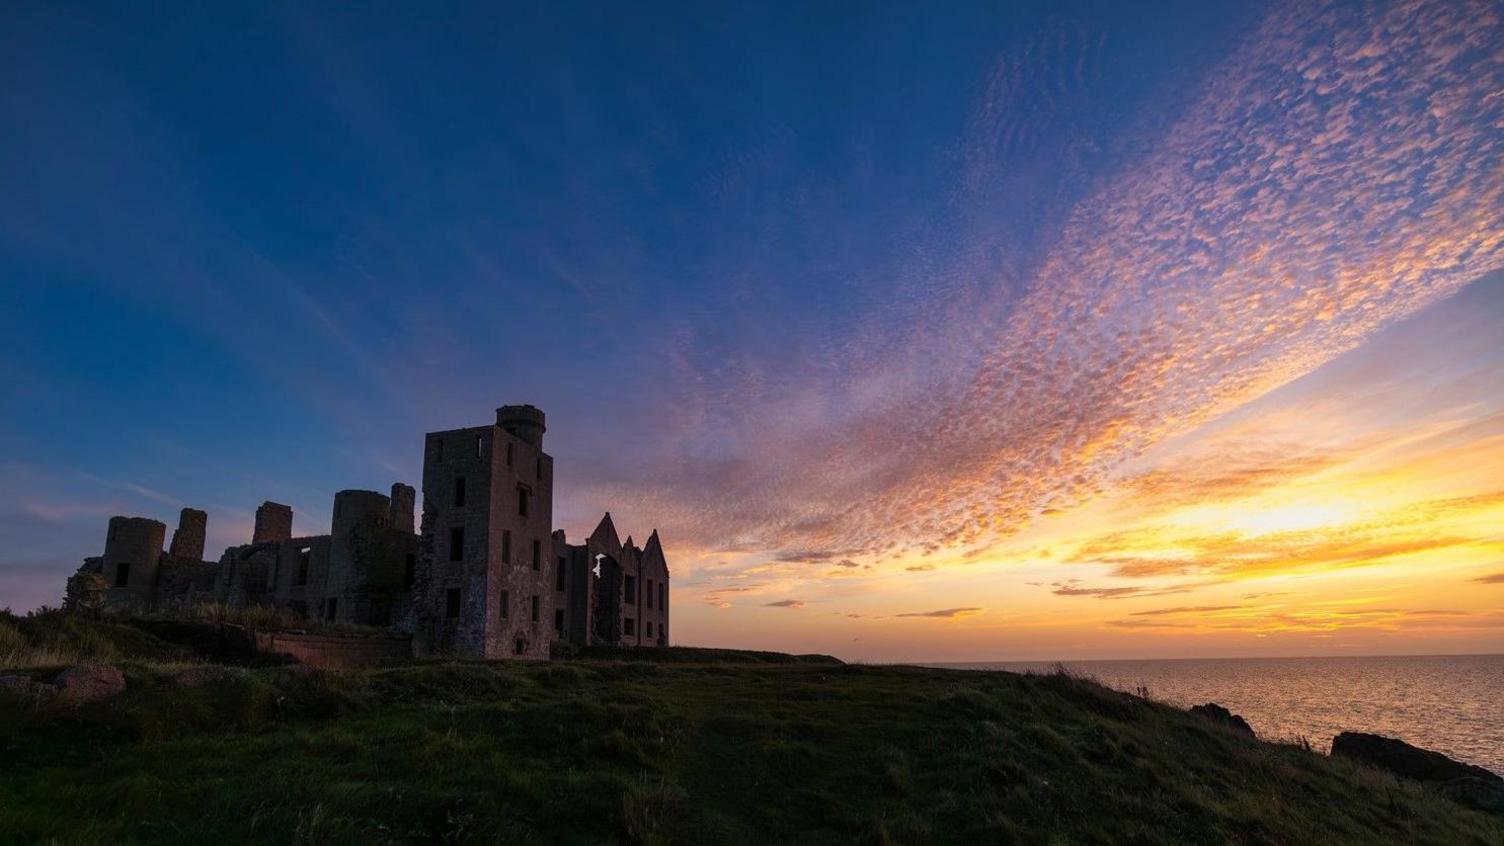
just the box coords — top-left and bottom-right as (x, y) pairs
(930, 654), (1504, 776)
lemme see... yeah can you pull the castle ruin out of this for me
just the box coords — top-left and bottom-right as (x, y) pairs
(66, 404), (669, 659)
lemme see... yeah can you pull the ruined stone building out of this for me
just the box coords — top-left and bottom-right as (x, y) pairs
(212, 488), (419, 626)
(407, 405), (670, 659)
(68, 404), (669, 659)
(75, 486), (420, 627)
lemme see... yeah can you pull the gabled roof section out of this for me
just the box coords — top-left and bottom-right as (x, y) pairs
(641, 529), (668, 575)
(589, 512), (623, 559)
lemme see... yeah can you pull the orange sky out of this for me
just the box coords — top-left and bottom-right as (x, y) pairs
(669, 274), (1504, 661)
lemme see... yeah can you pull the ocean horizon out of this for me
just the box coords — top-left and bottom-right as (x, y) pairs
(926, 653), (1504, 776)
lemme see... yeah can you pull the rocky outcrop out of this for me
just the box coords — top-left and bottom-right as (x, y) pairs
(1332, 732), (1503, 813)
(0, 674), (57, 705)
(171, 666), (227, 688)
(52, 664), (126, 706)
(1189, 703), (1255, 737)
(1, 665), (127, 709)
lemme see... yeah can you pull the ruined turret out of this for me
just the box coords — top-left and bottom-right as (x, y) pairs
(496, 404), (546, 446)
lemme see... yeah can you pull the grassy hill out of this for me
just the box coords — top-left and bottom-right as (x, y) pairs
(1, 614), (1500, 844)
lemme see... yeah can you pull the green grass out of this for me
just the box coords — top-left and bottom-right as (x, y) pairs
(1, 623), (1500, 844)
(0, 608), (190, 669)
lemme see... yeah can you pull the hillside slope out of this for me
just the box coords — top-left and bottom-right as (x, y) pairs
(1, 627), (1500, 843)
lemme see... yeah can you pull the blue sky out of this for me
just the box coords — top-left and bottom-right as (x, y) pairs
(2, 1), (1502, 658)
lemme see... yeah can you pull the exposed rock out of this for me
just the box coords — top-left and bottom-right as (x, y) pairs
(1332, 732), (1503, 813)
(171, 666), (227, 688)
(0, 674), (57, 704)
(1332, 732), (1501, 784)
(1189, 703), (1255, 737)
(52, 664), (126, 705)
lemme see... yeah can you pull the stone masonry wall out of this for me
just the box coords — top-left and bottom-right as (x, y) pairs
(253, 501), (293, 544)
(252, 630), (413, 668)
(168, 508), (207, 561)
(103, 516), (166, 611)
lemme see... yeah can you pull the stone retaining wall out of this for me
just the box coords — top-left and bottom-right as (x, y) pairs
(252, 630), (413, 668)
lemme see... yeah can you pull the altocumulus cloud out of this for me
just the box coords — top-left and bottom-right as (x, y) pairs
(602, 0), (1504, 569)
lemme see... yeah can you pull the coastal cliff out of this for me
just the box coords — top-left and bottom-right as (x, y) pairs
(1, 611), (1500, 844)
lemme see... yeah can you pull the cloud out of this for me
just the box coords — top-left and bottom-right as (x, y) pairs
(1119, 449), (1344, 508)
(603, 0), (1504, 569)
(905, 564), (936, 572)
(1049, 580), (1212, 600)
(1107, 607), (1493, 634)
(896, 607), (984, 619)
(1472, 572), (1504, 584)
(1129, 605), (1243, 617)
(764, 599), (805, 609)
(773, 550), (864, 565)
(1053, 585), (1145, 599)
(1108, 618), (1197, 630)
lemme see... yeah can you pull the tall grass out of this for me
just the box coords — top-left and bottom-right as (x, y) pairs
(0, 607), (171, 669)
(180, 601), (386, 634)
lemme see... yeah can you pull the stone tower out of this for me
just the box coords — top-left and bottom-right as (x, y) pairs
(388, 482), (415, 534)
(324, 489), (392, 623)
(103, 516), (166, 607)
(253, 501), (293, 544)
(413, 404), (556, 658)
(168, 507), (207, 561)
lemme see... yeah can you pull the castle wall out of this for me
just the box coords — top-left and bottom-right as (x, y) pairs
(168, 508), (207, 561)
(389, 483), (416, 534)
(488, 407), (556, 660)
(154, 556), (218, 614)
(415, 424), (497, 655)
(103, 516), (166, 611)
(214, 543), (280, 608)
(554, 534), (592, 646)
(637, 533), (671, 646)
(327, 489), (392, 624)
(253, 629), (413, 668)
(266, 535), (332, 618)
(253, 501), (293, 544)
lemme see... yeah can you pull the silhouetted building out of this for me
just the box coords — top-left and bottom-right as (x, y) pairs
(66, 404), (670, 659)
(407, 405), (669, 659)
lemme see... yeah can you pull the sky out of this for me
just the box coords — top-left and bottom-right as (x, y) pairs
(1, 0), (1501, 661)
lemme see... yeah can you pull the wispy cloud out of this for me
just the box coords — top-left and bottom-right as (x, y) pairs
(1108, 607), (1498, 634)
(1049, 580), (1212, 600)
(1472, 573), (1504, 585)
(1129, 605), (1243, 617)
(1067, 489), (1504, 581)
(764, 599), (805, 609)
(896, 607), (985, 619)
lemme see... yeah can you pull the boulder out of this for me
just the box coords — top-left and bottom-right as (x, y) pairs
(0, 674), (57, 704)
(171, 666), (227, 688)
(1189, 702), (1255, 737)
(52, 664), (126, 705)
(1332, 732), (1501, 785)
(1332, 732), (1503, 813)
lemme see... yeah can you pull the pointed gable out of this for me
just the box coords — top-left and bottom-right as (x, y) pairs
(588, 512), (623, 560)
(641, 529), (668, 576)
